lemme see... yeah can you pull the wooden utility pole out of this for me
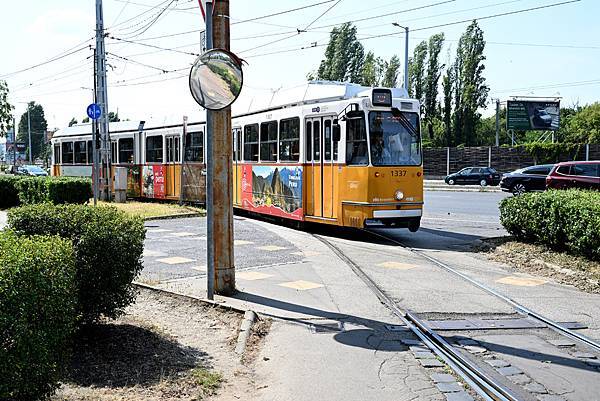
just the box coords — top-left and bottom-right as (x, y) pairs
(208, 0), (235, 296)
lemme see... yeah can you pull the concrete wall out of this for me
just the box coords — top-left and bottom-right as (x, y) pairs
(424, 144), (600, 177)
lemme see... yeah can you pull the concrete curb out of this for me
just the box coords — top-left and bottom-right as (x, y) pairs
(144, 212), (205, 221)
(424, 187), (502, 193)
(235, 310), (257, 356)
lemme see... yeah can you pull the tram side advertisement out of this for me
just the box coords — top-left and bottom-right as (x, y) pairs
(142, 165), (166, 198)
(506, 100), (560, 131)
(241, 165), (303, 220)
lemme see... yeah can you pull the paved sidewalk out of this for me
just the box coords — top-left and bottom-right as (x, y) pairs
(425, 179), (502, 192)
(145, 219), (451, 401)
(0, 211), (6, 229)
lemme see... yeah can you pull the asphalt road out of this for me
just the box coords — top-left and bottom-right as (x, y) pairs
(420, 189), (510, 238)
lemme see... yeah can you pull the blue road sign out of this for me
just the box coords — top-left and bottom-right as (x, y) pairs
(87, 103), (102, 120)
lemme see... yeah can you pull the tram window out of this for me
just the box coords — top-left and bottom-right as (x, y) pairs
(313, 120), (320, 161)
(324, 120), (332, 161)
(166, 136), (181, 163)
(279, 117), (300, 162)
(346, 114), (368, 165)
(87, 141), (93, 164)
(305, 122), (312, 162)
(111, 141), (118, 164)
(333, 122), (340, 161)
(54, 144), (61, 165)
(185, 131), (204, 162)
(146, 135), (164, 163)
(74, 141), (87, 164)
(119, 138), (134, 164)
(243, 125), (258, 162)
(62, 142), (74, 164)
(260, 121), (278, 162)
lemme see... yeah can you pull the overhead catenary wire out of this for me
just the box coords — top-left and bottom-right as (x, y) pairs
(106, 52), (173, 72)
(109, 35), (201, 56)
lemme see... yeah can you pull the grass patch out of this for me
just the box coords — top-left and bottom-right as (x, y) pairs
(97, 201), (205, 219)
(191, 367), (223, 396)
(481, 238), (600, 294)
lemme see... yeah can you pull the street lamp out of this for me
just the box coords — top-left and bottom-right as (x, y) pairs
(392, 22), (409, 91)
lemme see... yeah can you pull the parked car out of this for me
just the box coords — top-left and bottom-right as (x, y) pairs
(6, 165), (26, 175)
(532, 108), (553, 127)
(500, 164), (554, 195)
(546, 161), (600, 190)
(19, 165), (49, 177)
(445, 167), (501, 186)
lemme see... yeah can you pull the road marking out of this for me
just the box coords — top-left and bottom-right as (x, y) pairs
(235, 240), (254, 245)
(147, 229), (171, 233)
(257, 245), (287, 251)
(237, 271), (273, 281)
(157, 256), (195, 265)
(290, 251), (320, 257)
(279, 280), (324, 290)
(170, 232), (197, 237)
(191, 265), (207, 271)
(377, 261), (417, 270)
(143, 249), (167, 257)
(496, 276), (547, 287)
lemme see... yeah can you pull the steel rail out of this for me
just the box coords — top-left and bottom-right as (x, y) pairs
(314, 234), (522, 401)
(364, 228), (600, 354)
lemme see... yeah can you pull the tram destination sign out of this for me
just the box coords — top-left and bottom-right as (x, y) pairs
(506, 100), (560, 131)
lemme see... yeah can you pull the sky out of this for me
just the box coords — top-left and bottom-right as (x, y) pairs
(1, 0), (598, 130)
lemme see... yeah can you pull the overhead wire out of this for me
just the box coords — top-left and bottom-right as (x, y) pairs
(106, 52), (173, 72)
(109, 35), (200, 56)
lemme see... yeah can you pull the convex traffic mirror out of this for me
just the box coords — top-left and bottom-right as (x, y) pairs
(189, 48), (243, 111)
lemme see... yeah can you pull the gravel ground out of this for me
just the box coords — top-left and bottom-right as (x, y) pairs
(480, 238), (600, 294)
(52, 288), (267, 401)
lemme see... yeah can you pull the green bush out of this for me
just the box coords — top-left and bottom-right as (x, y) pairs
(0, 175), (20, 209)
(8, 204), (146, 323)
(500, 190), (600, 260)
(0, 232), (77, 400)
(46, 177), (92, 204)
(14, 176), (48, 205)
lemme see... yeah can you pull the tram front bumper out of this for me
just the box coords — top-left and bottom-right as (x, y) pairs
(372, 209), (422, 219)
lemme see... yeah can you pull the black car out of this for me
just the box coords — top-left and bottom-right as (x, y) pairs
(499, 164), (554, 195)
(445, 167), (501, 186)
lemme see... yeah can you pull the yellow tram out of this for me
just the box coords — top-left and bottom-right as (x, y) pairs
(51, 81), (423, 230)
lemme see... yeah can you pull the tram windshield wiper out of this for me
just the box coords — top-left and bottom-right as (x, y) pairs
(391, 107), (419, 139)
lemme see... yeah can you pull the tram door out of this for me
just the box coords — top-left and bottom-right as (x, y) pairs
(305, 116), (335, 219)
(232, 128), (242, 206)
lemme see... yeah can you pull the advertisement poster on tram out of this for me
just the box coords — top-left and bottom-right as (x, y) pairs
(127, 166), (142, 197)
(241, 165), (303, 220)
(142, 165), (165, 198)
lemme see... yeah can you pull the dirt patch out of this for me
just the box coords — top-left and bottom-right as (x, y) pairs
(478, 238), (600, 294)
(52, 288), (268, 400)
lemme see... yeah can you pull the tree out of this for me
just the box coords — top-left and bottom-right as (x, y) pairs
(381, 55), (401, 88)
(563, 102), (600, 143)
(361, 51), (378, 86)
(17, 102), (48, 161)
(0, 80), (13, 137)
(453, 21), (489, 146)
(442, 67), (453, 146)
(315, 23), (365, 83)
(68, 118), (78, 127)
(408, 41), (427, 102)
(423, 33), (445, 140)
(108, 112), (120, 123)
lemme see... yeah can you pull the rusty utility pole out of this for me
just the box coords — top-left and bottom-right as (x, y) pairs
(208, 0), (235, 296)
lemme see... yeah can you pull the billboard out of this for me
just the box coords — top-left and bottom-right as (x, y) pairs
(507, 100), (560, 131)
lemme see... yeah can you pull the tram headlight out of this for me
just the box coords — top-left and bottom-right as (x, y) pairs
(395, 190), (404, 201)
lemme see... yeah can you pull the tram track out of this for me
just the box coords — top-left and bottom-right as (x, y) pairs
(313, 233), (522, 401)
(313, 227), (600, 401)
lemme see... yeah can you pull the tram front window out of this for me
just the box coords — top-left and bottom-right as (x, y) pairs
(369, 111), (421, 166)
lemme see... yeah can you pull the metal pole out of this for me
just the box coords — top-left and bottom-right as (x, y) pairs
(495, 99), (500, 147)
(13, 117), (16, 166)
(27, 107), (32, 163)
(96, 0), (111, 201)
(205, 0), (215, 300)
(404, 26), (409, 90)
(211, 0), (235, 296)
(92, 48), (99, 206)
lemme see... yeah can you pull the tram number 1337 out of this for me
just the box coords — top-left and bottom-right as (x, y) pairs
(390, 170), (408, 177)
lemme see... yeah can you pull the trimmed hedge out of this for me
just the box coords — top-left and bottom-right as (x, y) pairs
(0, 175), (20, 209)
(0, 175), (92, 209)
(500, 190), (600, 260)
(8, 204), (146, 323)
(0, 232), (77, 400)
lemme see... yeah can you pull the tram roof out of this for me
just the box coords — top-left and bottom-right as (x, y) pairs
(239, 81), (410, 115)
